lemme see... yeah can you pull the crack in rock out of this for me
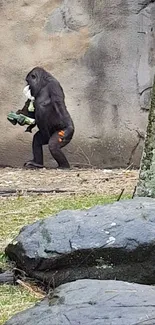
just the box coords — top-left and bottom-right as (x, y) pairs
(139, 86), (153, 96)
(128, 130), (144, 166)
(124, 124), (145, 165)
(44, 249), (62, 255)
(139, 87), (152, 111)
(137, 0), (155, 14)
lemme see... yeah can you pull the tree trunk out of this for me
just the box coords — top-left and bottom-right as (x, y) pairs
(136, 77), (155, 197)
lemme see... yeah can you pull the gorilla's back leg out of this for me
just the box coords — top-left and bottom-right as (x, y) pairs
(48, 132), (70, 168)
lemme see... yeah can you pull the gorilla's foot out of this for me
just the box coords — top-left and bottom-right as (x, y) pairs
(24, 160), (44, 169)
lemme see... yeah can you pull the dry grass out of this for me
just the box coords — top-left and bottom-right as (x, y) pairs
(0, 167), (138, 195)
(0, 285), (39, 324)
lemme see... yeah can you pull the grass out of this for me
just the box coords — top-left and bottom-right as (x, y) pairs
(0, 193), (131, 324)
(0, 285), (39, 324)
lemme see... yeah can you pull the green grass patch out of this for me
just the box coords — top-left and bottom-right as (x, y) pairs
(0, 253), (9, 270)
(0, 192), (131, 324)
(0, 284), (39, 325)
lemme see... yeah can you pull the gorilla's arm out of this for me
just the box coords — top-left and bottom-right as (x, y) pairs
(16, 99), (35, 119)
(16, 99), (36, 132)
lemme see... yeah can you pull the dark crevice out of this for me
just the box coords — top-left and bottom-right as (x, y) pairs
(124, 124), (145, 166)
(140, 106), (150, 112)
(61, 8), (68, 30)
(44, 250), (62, 255)
(137, 0), (155, 14)
(63, 314), (72, 325)
(128, 139), (141, 166)
(139, 86), (153, 96)
(69, 240), (73, 251)
(128, 131), (144, 166)
(135, 129), (145, 140)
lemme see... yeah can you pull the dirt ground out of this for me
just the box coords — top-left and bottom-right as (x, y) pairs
(0, 167), (139, 197)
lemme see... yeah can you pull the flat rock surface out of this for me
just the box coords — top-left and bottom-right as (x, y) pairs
(4, 279), (155, 325)
(6, 197), (155, 286)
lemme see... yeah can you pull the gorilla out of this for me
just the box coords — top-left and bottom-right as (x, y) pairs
(18, 67), (74, 169)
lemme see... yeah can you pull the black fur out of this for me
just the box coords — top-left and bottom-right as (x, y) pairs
(20, 67), (74, 168)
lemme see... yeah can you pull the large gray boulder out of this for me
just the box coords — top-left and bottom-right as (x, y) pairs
(0, 0), (155, 168)
(6, 198), (155, 286)
(4, 279), (155, 325)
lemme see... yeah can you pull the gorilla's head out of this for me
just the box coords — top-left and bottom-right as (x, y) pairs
(26, 67), (52, 98)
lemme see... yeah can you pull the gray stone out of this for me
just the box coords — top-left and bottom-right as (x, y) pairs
(45, 8), (66, 34)
(4, 279), (155, 325)
(45, 1), (89, 34)
(6, 197), (155, 287)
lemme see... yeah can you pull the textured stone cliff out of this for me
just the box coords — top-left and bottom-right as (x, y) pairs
(0, 0), (155, 168)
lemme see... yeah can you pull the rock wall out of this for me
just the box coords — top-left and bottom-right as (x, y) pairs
(0, 0), (155, 168)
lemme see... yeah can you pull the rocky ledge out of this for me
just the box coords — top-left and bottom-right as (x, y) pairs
(5, 197), (155, 287)
(5, 279), (155, 325)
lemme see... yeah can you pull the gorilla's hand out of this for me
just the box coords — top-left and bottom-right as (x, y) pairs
(25, 123), (36, 133)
